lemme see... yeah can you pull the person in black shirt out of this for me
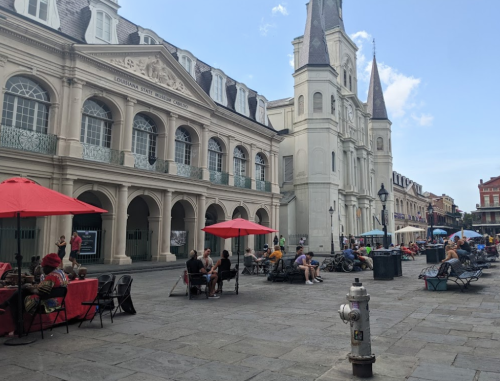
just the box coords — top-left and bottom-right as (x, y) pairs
(212, 250), (232, 293)
(186, 250), (219, 299)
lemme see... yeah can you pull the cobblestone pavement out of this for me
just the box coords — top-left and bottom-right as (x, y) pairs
(1, 256), (500, 381)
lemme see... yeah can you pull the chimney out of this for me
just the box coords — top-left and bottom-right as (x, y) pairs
(480, 179), (483, 184)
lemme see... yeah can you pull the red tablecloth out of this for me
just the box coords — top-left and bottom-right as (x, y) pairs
(0, 278), (98, 336)
(0, 262), (12, 279)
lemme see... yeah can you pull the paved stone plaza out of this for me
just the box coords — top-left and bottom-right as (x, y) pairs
(1, 257), (500, 381)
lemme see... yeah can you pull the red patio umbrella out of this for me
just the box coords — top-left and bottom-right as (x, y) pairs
(202, 218), (277, 294)
(0, 178), (107, 345)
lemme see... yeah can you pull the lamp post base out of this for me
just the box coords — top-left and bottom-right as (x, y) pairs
(4, 335), (37, 346)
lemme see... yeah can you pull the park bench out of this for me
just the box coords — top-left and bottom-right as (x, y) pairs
(418, 258), (482, 292)
(283, 258), (306, 284)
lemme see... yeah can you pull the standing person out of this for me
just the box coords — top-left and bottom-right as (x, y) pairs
(279, 235), (286, 254)
(273, 235), (279, 246)
(55, 235), (67, 269)
(69, 231), (82, 270)
(350, 235), (355, 249)
(299, 237), (305, 246)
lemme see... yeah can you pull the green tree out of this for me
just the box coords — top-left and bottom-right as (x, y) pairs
(462, 212), (473, 230)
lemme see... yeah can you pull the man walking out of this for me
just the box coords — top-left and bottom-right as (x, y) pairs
(69, 231), (82, 270)
(279, 235), (286, 254)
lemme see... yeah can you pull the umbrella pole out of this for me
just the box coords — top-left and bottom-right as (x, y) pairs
(236, 229), (240, 295)
(4, 213), (36, 346)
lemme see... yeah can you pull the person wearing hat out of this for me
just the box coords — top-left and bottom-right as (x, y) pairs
(0, 253), (68, 335)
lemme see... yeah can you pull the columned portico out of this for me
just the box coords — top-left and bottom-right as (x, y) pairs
(160, 190), (175, 261)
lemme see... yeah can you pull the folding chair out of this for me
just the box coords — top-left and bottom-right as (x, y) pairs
(187, 273), (209, 300)
(27, 287), (68, 339)
(97, 273), (115, 290)
(217, 268), (238, 294)
(79, 280), (114, 328)
(110, 275), (136, 317)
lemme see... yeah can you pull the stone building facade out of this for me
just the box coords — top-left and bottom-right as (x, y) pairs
(472, 176), (500, 235)
(425, 192), (461, 236)
(0, 0), (282, 265)
(267, 0), (394, 252)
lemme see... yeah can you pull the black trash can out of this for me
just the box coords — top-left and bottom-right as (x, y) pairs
(437, 245), (445, 262)
(372, 250), (394, 280)
(425, 246), (440, 264)
(391, 249), (403, 277)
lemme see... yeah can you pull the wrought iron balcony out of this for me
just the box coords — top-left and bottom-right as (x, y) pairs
(234, 175), (251, 189)
(81, 143), (123, 165)
(0, 125), (57, 155)
(394, 213), (405, 220)
(133, 154), (168, 173)
(209, 170), (229, 185)
(176, 163), (202, 180)
(256, 180), (271, 192)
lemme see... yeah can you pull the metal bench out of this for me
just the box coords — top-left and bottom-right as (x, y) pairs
(418, 259), (482, 292)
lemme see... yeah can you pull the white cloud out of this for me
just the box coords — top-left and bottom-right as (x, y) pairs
(259, 18), (276, 36)
(411, 113), (434, 126)
(272, 4), (288, 16)
(288, 54), (294, 68)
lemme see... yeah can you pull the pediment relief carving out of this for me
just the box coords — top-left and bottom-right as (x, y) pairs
(109, 54), (193, 97)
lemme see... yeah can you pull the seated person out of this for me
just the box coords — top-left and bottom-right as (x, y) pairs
(269, 245), (283, 264)
(294, 246), (304, 260)
(29, 256), (40, 276)
(186, 250), (219, 299)
(454, 236), (471, 259)
(244, 248), (261, 262)
(201, 248), (214, 271)
(212, 250), (233, 293)
(342, 245), (355, 261)
(357, 244), (374, 270)
(294, 251), (322, 284)
(365, 244), (372, 257)
(442, 245), (459, 262)
(0, 253), (68, 335)
(400, 243), (415, 260)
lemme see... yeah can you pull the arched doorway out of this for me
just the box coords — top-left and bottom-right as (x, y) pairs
(204, 204), (225, 255)
(255, 208), (270, 252)
(73, 191), (110, 264)
(232, 206), (248, 253)
(171, 199), (196, 259)
(126, 195), (160, 262)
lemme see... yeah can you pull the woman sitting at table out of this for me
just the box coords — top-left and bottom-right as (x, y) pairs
(212, 250), (232, 293)
(0, 253), (67, 335)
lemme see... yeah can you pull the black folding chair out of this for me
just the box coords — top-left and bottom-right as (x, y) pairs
(187, 273), (209, 300)
(79, 280), (114, 328)
(97, 274), (115, 290)
(27, 287), (68, 339)
(110, 275), (136, 317)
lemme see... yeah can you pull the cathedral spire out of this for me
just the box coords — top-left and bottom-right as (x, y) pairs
(367, 56), (388, 120)
(323, 0), (344, 32)
(297, 0), (330, 70)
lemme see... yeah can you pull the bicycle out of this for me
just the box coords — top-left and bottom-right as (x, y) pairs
(320, 253), (355, 272)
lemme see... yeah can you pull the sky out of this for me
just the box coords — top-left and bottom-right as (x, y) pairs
(119, 0), (500, 213)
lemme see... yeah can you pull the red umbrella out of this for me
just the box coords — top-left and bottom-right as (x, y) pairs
(0, 178), (107, 345)
(202, 218), (277, 294)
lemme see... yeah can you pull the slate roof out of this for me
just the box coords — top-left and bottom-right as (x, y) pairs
(0, 0), (273, 129)
(323, 0), (344, 32)
(367, 56), (388, 120)
(297, 0), (330, 70)
(268, 97), (293, 109)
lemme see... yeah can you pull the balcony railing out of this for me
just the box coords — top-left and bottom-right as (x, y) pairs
(209, 170), (229, 185)
(394, 213), (405, 220)
(234, 175), (251, 189)
(82, 143), (123, 165)
(133, 154), (168, 173)
(176, 163), (202, 180)
(256, 180), (271, 192)
(0, 125), (57, 155)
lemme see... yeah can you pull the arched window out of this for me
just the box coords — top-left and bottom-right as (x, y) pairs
(331, 151), (335, 172)
(143, 35), (157, 45)
(376, 137), (383, 151)
(213, 74), (223, 103)
(349, 75), (352, 91)
(331, 95), (336, 115)
(233, 146), (246, 177)
(132, 114), (157, 158)
(313, 92), (323, 113)
(298, 95), (304, 115)
(175, 127), (191, 165)
(257, 100), (266, 124)
(28, 0), (48, 21)
(181, 56), (192, 74)
(238, 88), (247, 115)
(96, 11), (112, 42)
(208, 138), (222, 172)
(2, 76), (50, 133)
(80, 99), (112, 147)
(255, 154), (265, 181)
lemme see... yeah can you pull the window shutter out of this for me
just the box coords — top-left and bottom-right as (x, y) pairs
(284, 156), (293, 183)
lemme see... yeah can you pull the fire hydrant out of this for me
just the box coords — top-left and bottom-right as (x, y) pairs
(338, 278), (376, 378)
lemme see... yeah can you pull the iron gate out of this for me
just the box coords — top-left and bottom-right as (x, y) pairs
(73, 227), (105, 265)
(0, 227), (40, 268)
(126, 229), (152, 261)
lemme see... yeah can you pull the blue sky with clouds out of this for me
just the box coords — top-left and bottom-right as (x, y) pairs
(119, 0), (499, 212)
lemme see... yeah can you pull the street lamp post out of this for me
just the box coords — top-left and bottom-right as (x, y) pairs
(428, 203), (434, 243)
(378, 183), (389, 249)
(329, 206), (335, 254)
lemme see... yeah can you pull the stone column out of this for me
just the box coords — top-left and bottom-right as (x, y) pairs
(227, 136), (235, 186)
(122, 97), (136, 167)
(148, 216), (161, 261)
(160, 190), (175, 261)
(200, 125), (209, 180)
(198, 195), (206, 252)
(114, 185), (132, 265)
(59, 178), (74, 268)
(67, 79), (85, 158)
(250, 144), (256, 190)
(167, 113), (178, 174)
(347, 150), (353, 189)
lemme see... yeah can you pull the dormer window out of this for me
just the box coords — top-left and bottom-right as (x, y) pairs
(177, 49), (196, 79)
(143, 35), (157, 45)
(256, 96), (268, 125)
(181, 56), (192, 74)
(96, 11), (112, 42)
(28, 0), (47, 21)
(210, 70), (227, 106)
(235, 84), (250, 117)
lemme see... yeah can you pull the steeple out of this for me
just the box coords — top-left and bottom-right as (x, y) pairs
(367, 56), (388, 120)
(323, 0), (344, 32)
(297, 0), (330, 70)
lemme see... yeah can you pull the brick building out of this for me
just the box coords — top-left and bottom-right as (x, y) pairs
(472, 176), (500, 235)
(424, 192), (461, 235)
